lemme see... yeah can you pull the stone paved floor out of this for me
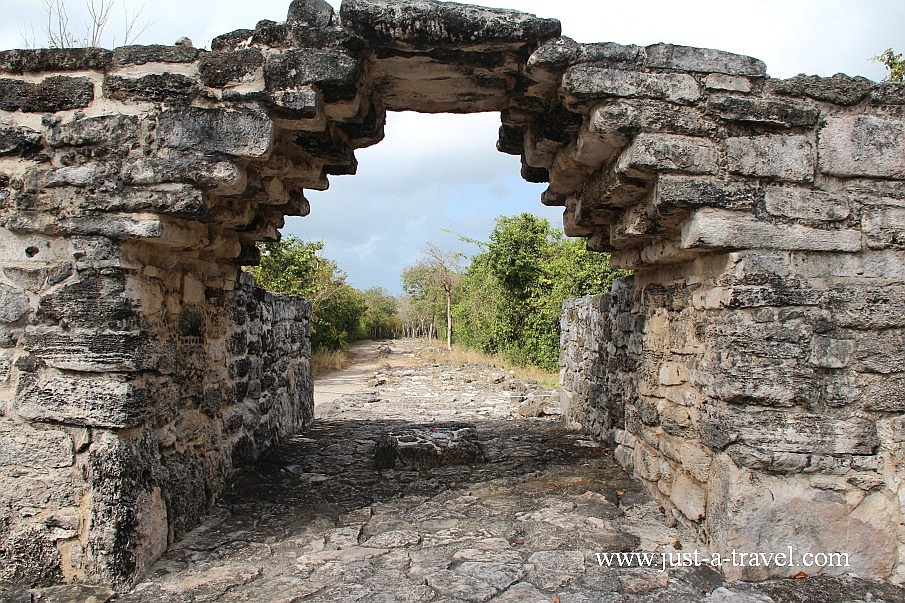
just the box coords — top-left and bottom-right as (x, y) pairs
(11, 340), (905, 602)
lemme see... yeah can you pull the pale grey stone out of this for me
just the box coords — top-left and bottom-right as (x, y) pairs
(157, 107), (274, 158)
(645, 43), (766, 76)
(0, 420), (73, 468)
(617, 133), (719, 177)
(563, 66), (701, 104)
(819, 115), (905, 178)
(726, 134), (815, 182)
(764, 187), (850, 222)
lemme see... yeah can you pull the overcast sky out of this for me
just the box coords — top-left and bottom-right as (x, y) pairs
(2, 1), (902, 293)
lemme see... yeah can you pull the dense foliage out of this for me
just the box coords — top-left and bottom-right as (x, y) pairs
(402, 214), (629, 371)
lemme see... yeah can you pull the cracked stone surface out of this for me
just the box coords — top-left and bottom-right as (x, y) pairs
(14, 340), (900, 602)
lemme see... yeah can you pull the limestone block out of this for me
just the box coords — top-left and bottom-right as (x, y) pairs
(658, 362), (687, 386)
(644, 43), (766, 76)
(287, 0), (335, 26)
(707, 454), (897, 581)
(654, 175), (758, 211)
(860, 373), (905, 412)
(809, 336), (854, 369)
(818, 115), (905, 179)
(264, 49), (360, 102)
(340, 0), (561, 48)
(726, 134), (815, 182)
(23, 326), (165, 373)
(681, 208), (861, 252)
(660, 434), (712, 483)
(862, 207), (905, 249)
(616, 133), (718, 177)
(48, 114), (140, 149)
(670, 470), (706, 521)
(764, 187), (850, 222)
(701, 406), (879, 455)
(111, 44), (199, 65)
(122, 157), (246, 194)
(769, 73), (875, 106)
(198, 49), (264, 88)
(36, 269), (137, 330)
(0, 47), (111, 73)
(0, 419), (73, 468)
(703, 74), (751, 93)
(563, 66), (701, 105)
(0, 526), (63, 587)
(0, 126), (41, 156)
(0, 283), (29, 324)
(854, 329), (905, 374)
(632, 440), (662, 482)
(157, 107), (274, 158)
(707, 95), (818, 128)
(104, 74), (199, 104)
(0, 76), (94, 113)
(15, 373), (151, 429)
(578, 42), (646, 67)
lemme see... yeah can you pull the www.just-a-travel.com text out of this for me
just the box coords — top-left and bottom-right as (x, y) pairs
(596, 548), (851, 573)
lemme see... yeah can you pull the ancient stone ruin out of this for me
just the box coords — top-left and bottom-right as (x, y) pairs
(0, 0), (902, 589)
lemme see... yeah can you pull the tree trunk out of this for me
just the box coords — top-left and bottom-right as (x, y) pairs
(445, 284), (452, 350)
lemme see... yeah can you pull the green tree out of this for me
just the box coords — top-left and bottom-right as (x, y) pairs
(451, 213), (629, 371)
(361, 287), (400, 339)
(248, 237), (367, 352)
(874, 48), (905, 83)
(401, 244), (463, 349)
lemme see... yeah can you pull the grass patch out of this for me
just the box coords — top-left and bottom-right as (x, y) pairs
(311, 348), (355, 378)
(419, 340), (560, 389)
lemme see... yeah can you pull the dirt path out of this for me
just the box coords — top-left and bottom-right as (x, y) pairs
(44, 340), (905, 602)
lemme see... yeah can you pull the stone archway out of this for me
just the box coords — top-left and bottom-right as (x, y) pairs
(0, 0), (903, 588)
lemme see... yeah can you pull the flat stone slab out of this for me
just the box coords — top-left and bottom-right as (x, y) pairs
(374, 422), (487, 469)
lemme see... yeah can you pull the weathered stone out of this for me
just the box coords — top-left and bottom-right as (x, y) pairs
(654, 175), (758, 211)
(104, 73), (199, 104)
(701, 407), (879, 455)
(769, 73), (875, 106)
(48, 114), (140, 148)
(0, 527), (63, 587)
(15, 373), (152, 428)
(264, 48), (360, 102)
(682, 208), (861, 252)
(818, 115), (905, 179)
(861, 206), (905, 249)
(210, 29), (255, 52)
(671, 470), (706, 520)
(374, 423), (486, 469)
(122, 157), (246, 193)
(198, 49), (264, 88)
(157, 107), (274, 158)
(809, 336), (855, 368)
(0, 48), (112, 73)
(726, 134), (815, 181)
(24, 326), (164, 372)
(0, 76), (93, 112)
(287, 0), (335, 26)
(703, 73), (751, 93)
(617, 133), (719, 177)
(645, 43), (766, 76)
(340, 0), (560, 49)
(854, 329), (905, 374)
(707, 95), (819, 128)
(112, 44), (200, 65)
(0, 283), (30, 324)
(0, 419), (73, 468)
(763, 186), (850, 222)
(0, 126), (42, 156)
(563, 66), (701, 105)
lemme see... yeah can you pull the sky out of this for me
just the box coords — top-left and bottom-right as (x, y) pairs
(2, 0), (902, 293)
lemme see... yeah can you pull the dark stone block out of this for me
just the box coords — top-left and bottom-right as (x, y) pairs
(707, 95), (819, 128)
(770, 73), (876, 106)
(340, 0), (561, 49)
(198, 49), (264, 88)
(161, 450), (207, 539)
(0, 126), (42, 156)
(288, 24), (367, 54)
(374, 423), (486, 470)
(37, 268), (138, 329)
(211, 29), (255, 52)
(112, 44), (199, 65)
(0, 48), (112, 74)
(264, 48), (361, 102)
(104, 73), (198, 104)
(48, 114), (140, 148)
(157, 107), (273, 158)
(0, 76), (94, 112)
(287, 0), (335, 26)
(0, 527), (63, 587)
